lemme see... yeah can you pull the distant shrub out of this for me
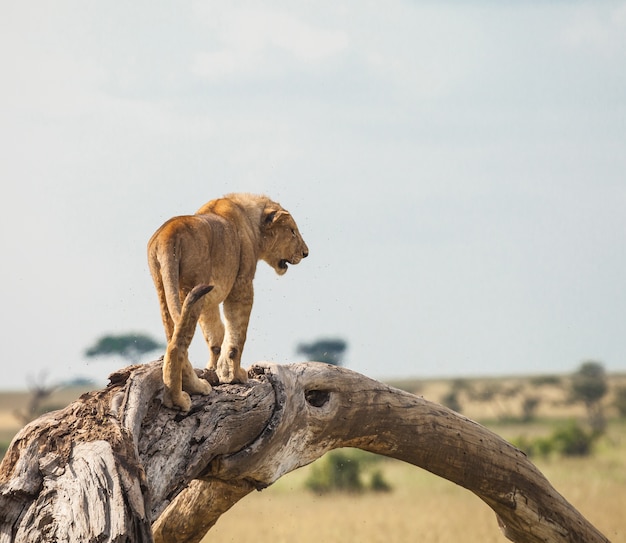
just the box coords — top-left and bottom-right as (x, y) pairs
(521, 396), (540, 422)
(614, 386), (626, 418)
(305, 450), (364, 494)
(469, 383), (499, 402)
(451, 379), (470, 391)
(570, 361), (608, 433)
(533, 436), (555, 457)
(441, 390), (462, 413)
(369, 469), (392, 492)
(305, 449), (392, 494)
(530, 375), (562, 387)
(513, 420), (597, 458)
(551, 420), (595, 456)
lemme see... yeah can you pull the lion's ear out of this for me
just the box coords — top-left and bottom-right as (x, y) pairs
(263, 209), (288, 226)
(264, 210), (277, 225)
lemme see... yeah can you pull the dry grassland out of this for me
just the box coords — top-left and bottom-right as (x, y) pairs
(0, 386), (92, 446)
(202, 373), (626, 543)
(1, 374), (625, 542)
(205, 423), (626, 543)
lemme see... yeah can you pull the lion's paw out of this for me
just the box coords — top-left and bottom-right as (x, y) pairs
(235, 366), (249, 383)
(216, 364), (248, 384)
(216, 358), (233, 383)
(163, 389), (192, 413)
(187, 378), (212, 396)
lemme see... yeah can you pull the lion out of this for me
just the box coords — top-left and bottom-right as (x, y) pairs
(148, 193), (309, 411)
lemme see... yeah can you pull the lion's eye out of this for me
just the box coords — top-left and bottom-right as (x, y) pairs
(291, 229), (296, 237)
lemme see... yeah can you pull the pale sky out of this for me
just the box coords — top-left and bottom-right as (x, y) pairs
(1, 1), (625, 390)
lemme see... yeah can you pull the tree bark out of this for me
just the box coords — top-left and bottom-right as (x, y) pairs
(0, 360), (609, 543)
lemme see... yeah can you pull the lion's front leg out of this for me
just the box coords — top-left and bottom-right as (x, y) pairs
(217, 289), (253, 384)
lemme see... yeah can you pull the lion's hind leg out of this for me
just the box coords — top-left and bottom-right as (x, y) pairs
(163, 344), (192, 411)
(163, 284), (213, 411)
(198, 304), (225, 371)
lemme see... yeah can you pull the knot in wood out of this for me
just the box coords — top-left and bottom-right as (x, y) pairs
(304, 389), (330, 408)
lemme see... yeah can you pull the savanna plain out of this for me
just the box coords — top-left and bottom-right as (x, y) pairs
(1, 372), (625, 543)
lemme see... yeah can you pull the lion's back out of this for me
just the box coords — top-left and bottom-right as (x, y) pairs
(196, 193), (269, 218)
(148, 214), (242, 288)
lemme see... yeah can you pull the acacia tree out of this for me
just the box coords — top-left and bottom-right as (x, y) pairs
(571, 360), (608, 433)
(296, 337), (347, 366)
(85, 333), (164, 365)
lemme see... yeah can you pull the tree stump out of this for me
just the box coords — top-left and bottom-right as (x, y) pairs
(0, 360), (610, 543)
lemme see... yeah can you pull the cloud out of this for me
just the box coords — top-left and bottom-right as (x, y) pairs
(360, 8), (483, 102)
(0, 7), (105, 119)
(559, 3), (626, 56)
(191, 4), (349, 81)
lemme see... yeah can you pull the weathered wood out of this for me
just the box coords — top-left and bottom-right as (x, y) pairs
(0, 361), (610, 543)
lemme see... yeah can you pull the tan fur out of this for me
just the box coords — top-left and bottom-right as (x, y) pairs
(148, 193), (309, 410)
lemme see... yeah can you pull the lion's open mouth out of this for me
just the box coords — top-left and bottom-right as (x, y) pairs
(279, 259), (289, 270)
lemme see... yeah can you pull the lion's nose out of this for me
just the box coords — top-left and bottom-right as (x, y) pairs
(303, 249), (309, 258)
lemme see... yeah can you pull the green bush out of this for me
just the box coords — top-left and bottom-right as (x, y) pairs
(305, 450), (363, 494)
(369, 469), (392, 492)
(533, 436), (555, 457)
(551, 420), (595, 456)
(514, 420), (597, 458)
(305, 449), (392, 494)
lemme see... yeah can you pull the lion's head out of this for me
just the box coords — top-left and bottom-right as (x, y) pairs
(261, 207), (309, 276)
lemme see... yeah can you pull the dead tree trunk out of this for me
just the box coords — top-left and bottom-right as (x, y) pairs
(0, 360), (609, 543)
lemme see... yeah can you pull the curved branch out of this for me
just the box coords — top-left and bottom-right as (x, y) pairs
(0, 361), (609, 543)
(155, 363), (610, 543)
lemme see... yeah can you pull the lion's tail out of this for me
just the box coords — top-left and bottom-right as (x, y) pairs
(170, 284), (214, 349)
(147, 228), (187, 340)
